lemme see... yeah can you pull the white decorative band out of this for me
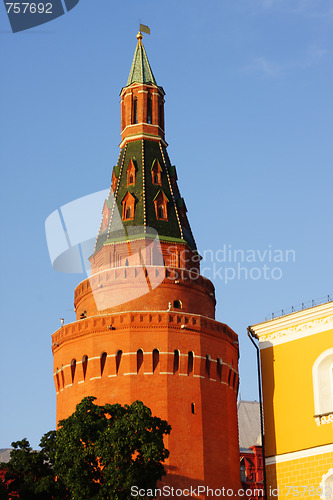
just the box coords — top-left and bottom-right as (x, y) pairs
(266, 443), (333, 465)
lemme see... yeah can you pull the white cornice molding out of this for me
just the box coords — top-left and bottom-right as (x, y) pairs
(266, 443), (333, 465)
(119, 133), (167, 149)
(250, 302), (333, 349)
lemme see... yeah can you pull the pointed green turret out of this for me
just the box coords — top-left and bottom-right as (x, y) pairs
(92, 32), (197, 257)
(126, 32), (157, 86)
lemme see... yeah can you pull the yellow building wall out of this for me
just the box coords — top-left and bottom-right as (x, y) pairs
(266, 451), (333, 500)
(260, 327), (333, 457)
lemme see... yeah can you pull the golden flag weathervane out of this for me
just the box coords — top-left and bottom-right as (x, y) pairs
(139, 24), (150, 35)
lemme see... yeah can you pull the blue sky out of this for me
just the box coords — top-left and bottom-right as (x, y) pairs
(1, 0), (332, 449)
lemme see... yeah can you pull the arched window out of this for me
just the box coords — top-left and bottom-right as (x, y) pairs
(116, 350), (122, 375)
(173, 350), (180, 374)
(320, 469), (333, 500)
(188, 351), (194, 376)
(153, 349), (159, 373)
(71, 359), (76, 383)
(82, 355), (88, 380)
(126, 206), (132, 219)
(147, 96), (152, 124)
(129, 174), (134, 184)
(137, 349), (143, 374)
(100, 352), (107, 377)
(205, 355), (211, 379)
(158, 206), (164, 219)
(173, 300), (182, 309)
(154, 172), (159, 184)
(133, 97), (138, 124)
(217, 357), (222, 382)
(313, 348), (333, 416)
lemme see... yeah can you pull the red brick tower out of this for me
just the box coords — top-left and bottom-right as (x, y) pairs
(52, 32), (242, 497)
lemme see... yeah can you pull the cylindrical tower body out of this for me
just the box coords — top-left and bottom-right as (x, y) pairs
(52, 32), (242, 498)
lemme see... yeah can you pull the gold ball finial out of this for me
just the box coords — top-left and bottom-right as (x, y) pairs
(136, 31), (143, 40)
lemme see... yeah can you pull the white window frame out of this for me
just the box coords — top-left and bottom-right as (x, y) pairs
(313, 348), (333, 416)
(320, 468), (333, 500)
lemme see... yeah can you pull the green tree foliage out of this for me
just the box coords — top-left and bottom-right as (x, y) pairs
(0, 433), (68, 499)
(55, 397), (171, 500)
(0, 398), (171, 499)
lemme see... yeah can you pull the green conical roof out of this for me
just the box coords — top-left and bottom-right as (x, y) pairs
(127, 36), (157, 86)
(93, 139), (197, 253)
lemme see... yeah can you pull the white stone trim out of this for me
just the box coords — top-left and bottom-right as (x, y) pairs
(266, 443), (333, 465)
(119, 134), (167, 149)
(251, 304), (333, 349)
(89, 376), (102, 381)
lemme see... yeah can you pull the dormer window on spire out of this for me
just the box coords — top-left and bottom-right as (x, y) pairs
(153, 190), (169, 221)
(122, 191), (136, 221)
(127, 159), (137, 186)
(151, 159), (162, 185)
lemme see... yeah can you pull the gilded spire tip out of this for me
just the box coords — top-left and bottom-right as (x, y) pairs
(136, 31), (143, 40)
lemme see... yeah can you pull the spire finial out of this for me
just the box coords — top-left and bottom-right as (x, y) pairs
(136, 31), (143, 41)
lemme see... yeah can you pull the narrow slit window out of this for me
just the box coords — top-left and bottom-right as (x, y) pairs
(173, 350), (180, 374)
(205, 355), (211, 379)
(228, 367), (232, 386)
(116, 350), (122, 374)
(217, 358), (222, 382)
(147, 96), (152, 124)
(159, 102), (164, 129)
(133, 97), (138, 124)
(55, 369), (60, 391)
(100, 352), (107, 377)
(191, 403), (195, 414)
(137, 349), (143, 374)
(82, 355), (88, 380)
(188, 351), (194, 376)
(153, 349), (159, 373)
(71, 359), (76, 383)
